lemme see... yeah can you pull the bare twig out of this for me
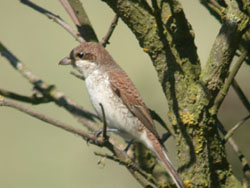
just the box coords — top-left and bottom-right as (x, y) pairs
(20, 0), (84, 43)
(94, 151), (158, 188)
(70, 71), (85, 80)
(0, 88), (51, 104)
(200, 0), (225, 21)
(0, 96), (100, 143)
(211, 51), (248, 113)
(229, 137), (250, 187)
(59, 0), (80, 26)
(47, 13), (84, 43)
(20, 0), (57, 16)
(224, 114), (250, 142)
(101, 15), (119, 47)
(232, 79), (250, 112)
(59, 0), (98, 42)
(216, 118), (250, 183)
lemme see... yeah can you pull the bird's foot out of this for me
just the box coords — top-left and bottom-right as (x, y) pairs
(92, 128), (121, 144)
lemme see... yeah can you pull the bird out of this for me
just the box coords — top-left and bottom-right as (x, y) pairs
(59, 42), (185, 188)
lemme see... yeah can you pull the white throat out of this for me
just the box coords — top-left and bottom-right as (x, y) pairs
(75, 60), (98, 78)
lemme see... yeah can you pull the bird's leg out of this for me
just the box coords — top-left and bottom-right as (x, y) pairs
(99, 103), (108, 140)
(91, 103), (110, 143)
(93, 103), (121, 143)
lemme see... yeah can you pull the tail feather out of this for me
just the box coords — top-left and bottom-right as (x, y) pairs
(152, 141), (185, 188)
(159, 148), (185, 188)
(141, 130), (185, 187)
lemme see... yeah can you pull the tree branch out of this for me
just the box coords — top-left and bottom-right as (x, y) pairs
(232, 79), (250, 112)
(59, 0), (80, 26)
(201, 4), (248, 98)
(0, 88), (51, 105)
(211, 50), (247, 113)
(0, 96), (99, 143)
(94, 151), (158, 188)
(46, 13), (85, 43)
(101, 15), (119, 47)
(200, 0), (250, 67)
(224, 114), (250, 142)
(216, 118), (250, 184)
(200, 0), (225, 22)
(20, 0), (84, 43)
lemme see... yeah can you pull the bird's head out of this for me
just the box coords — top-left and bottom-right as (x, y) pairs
(59, 42), (114, 78)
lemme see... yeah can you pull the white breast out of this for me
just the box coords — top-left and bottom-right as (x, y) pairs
(85, 69), (142, 141)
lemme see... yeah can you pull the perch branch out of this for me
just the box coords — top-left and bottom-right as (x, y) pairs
(0, 94), (159, 187)
(101, 15), (119, 47)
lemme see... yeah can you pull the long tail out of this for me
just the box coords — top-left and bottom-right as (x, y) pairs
(151, 140), (185, 188)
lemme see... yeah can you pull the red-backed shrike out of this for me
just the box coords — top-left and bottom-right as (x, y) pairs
(59, 42), (185, 188)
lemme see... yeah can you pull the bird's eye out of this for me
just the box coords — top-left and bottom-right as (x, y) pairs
(77, 52), (84, 58)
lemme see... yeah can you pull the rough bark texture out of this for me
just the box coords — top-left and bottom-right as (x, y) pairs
(101, 0), (249, 187)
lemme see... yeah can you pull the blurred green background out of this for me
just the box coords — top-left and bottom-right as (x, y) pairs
(0, 1), (249, 187)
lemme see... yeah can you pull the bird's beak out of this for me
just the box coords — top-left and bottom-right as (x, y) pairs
(59, 56), (72, 65)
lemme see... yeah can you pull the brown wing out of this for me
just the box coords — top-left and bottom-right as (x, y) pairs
(109, 70), (160, 139)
